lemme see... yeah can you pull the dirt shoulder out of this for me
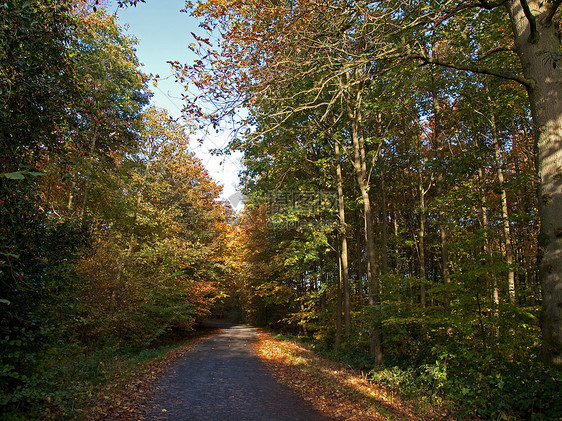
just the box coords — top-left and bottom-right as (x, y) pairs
(253, 329), (449, 421)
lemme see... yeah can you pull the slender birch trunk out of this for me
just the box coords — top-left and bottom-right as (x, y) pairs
(335, 141), (351, 338)
(486, 82), (516, 303)
(347, 98), (382, 363)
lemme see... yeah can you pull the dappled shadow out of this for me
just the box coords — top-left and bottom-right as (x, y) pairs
(255, 330), (444, 421)
(200, 319), (240, 329)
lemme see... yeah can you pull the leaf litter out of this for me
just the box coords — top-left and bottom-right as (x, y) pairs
(87, 330), (222, 420)
(253, 329), (449, 421)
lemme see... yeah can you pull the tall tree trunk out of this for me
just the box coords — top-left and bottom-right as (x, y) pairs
(507, 0), (562, 366)
(392, 202), (400, 273)
(416, 130), (430, 308)
(438, 177), (451, 308)
(298, 276), (308, 336)
(110, 239), (133, 315)
(335, 141), (351, 338)
(67, 181), (75, 211)
(355, 224), (366, 297)
(418, 170), (428, 308)
(478, 166), (500, 328)
(380, 172), (389, 275)
(347, 100), (382, 363)
(430, 63), (451, 308)
(486, 82), (516, 303)
(109, 154), (152, 317)
(336, 252), (343, 353)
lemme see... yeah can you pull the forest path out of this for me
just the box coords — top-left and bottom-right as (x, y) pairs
(145, 324), (330, 421)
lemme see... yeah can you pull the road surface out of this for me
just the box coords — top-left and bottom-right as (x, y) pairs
(146, 325), (330, 421)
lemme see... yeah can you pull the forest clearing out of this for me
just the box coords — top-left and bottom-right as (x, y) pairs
(1, 0), (561, 419)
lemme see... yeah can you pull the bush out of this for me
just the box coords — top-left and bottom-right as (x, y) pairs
(368, 349), (562, 420)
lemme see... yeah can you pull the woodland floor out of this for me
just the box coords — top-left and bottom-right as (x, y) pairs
(254, 330), (449, 420)
(90, 325), (450, 420)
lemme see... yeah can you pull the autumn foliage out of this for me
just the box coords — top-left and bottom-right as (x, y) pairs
(2, 0), (562, 419)
(178, 0), (562, 418)
(0, 3), (237, 418)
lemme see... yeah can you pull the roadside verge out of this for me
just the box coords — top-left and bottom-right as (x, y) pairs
(253, 330), (448, 421)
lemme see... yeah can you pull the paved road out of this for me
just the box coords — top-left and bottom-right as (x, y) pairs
(146, 325), (330, 421)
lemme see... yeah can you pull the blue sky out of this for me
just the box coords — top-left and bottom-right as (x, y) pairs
(111, 0), (195, 118)
(107, 0), (244, 204)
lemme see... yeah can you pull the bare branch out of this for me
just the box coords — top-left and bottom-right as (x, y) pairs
(519, 0), (539, 43)
(477, 0), (509, 10)
(413, 54), (534, 89)
(431, 2), (488, 28)
(479, 45), (516, 59)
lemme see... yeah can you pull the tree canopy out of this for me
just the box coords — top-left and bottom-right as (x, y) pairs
(176, 0), (561, 418)
(0, 2), (238, 417)
(1, 0), (561, 419)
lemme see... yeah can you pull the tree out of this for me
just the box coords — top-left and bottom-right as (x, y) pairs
(75, 106), (231, 341)
(61, 8), (149, 222)
(181, 0), (562, 367)
(1, 0), (87, 413)
(175, 0), (560, 415)
(402, 0), (561, 366)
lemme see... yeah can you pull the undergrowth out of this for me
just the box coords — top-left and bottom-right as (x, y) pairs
(280, 333), (562, 420)
(0, 332), (202, 420)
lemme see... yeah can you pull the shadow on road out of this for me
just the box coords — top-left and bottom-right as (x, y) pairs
(200, 319), (241, 329)
(147, 323), (329, 420)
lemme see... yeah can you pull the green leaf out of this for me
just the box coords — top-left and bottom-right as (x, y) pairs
(2, 172), (25, 180)
(0, 299), (10, 305)
(1, 252), (20, 259)
(0, 171), (44, 179)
